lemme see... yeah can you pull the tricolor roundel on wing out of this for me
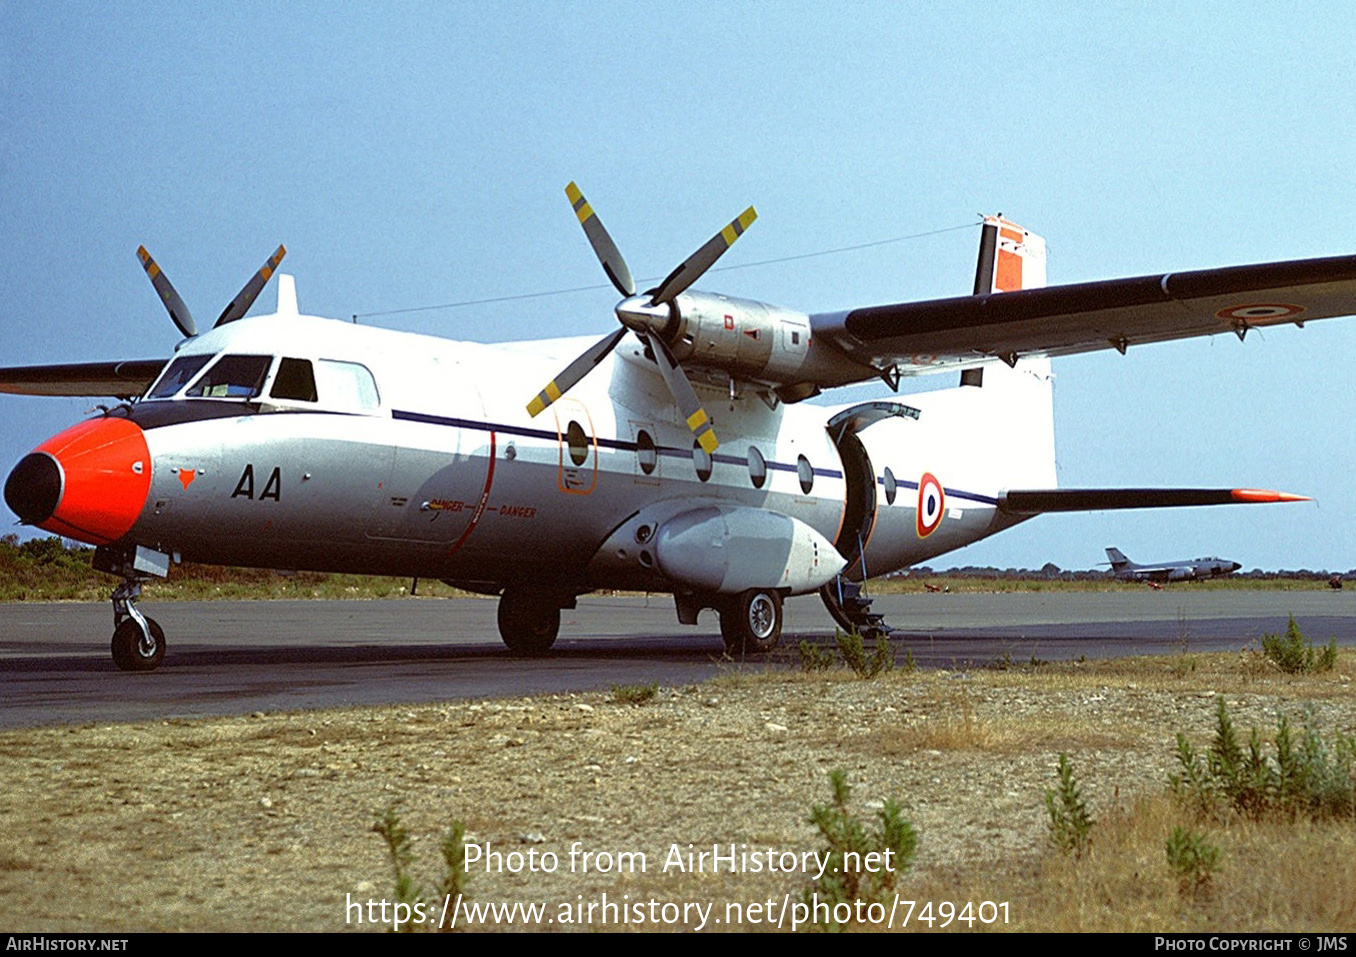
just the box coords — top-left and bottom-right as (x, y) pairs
(916, 472), (945, 538)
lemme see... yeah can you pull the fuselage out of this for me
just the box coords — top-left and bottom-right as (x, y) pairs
(6, 307), (1058, 595)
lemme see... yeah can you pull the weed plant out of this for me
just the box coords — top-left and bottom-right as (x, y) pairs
(1045, 753), (1095, 857)
(610, 682), (658, 705)
(373, 806), (470, 932)
(805, 770), (916, 931)
(1170, 698), (1356, 821)
(797, 641), (836, 673)
(1165, 826), (1221, 897)
(835, 629), (894, 678)
(1261, 616), (1338, 674)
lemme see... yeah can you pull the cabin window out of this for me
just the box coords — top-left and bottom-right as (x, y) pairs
(269, 358), (318, 402)
(146, 354), (213, 399)
(566, 420), (589, 466)
(797, 454), (814, 494)
(636, 430), (657, 475)
(747, 446), (766, 489)
(185, 354), (271, 399)
(315, 359), (380, 411)
(883, 466), (897, 505)
(693, 441), (712, 482)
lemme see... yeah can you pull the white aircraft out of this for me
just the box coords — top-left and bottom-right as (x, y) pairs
(1, 184), (1338, 671)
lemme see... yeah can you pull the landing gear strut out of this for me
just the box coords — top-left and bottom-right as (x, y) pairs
(719, 588), (783, 654)
(110, 577), (165, 672)
(497, 588), (561, 656)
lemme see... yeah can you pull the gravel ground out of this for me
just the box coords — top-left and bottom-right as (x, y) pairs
(0, 658), (1352, 932)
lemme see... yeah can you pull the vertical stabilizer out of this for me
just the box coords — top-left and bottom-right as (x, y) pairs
(975, 215), (1047, 293)
(1106, 547), (1131, 572)
(954, 216), (1055, 485)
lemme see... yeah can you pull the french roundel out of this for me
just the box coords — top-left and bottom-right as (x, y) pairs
(1215, 302), (1305, 321)
(916, 472), (944, 538)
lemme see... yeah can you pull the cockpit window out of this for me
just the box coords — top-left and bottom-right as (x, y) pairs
(269, 358), (318, 402)
(185, 354), (272, 399)
(316, 359), (380, 411)
(146, 354), (213, 399)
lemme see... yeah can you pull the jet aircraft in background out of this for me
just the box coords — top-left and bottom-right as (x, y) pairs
(1106, 547), (1242, 583)
(0, 184), (1339, 672)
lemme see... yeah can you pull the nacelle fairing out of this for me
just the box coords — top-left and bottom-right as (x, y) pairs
(653, 505), (845, 595)
(632, 290), (872, 399)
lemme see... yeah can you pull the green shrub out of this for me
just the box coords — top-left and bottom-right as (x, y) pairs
(1045, 753), (1095, 857)
(835, 629), (894, 679)
(1165, 826), (1221, 896)
(610, 682), (658, 705)
(797, 640), (836, 673)
(1261, 615), (1338, 674)
(805, 770), (916, 931)
(1170, 698), (1356, 821)
(373, 806), (470, 932)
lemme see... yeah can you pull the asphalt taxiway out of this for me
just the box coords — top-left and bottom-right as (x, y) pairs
(1, 590), (1351, 728)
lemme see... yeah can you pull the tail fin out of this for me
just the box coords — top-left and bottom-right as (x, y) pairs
(1105, 547), (1130, 570)
(974, 215), (1047, 294)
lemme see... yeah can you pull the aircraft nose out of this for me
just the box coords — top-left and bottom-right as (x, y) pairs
(4, 452), (63, 524)
(4, 418), (152, 545)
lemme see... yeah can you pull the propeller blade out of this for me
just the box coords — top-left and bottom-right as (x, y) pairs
(650, 206), (757, 305)
(565, 182), (634, 297)
(137, 246), (198, 338)
(526, 327), (628, 417)
(213, 245), (286, 328)
(646, 333), (718, 453)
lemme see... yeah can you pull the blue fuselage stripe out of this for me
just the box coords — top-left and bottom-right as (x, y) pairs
(391, 408), (845, 479)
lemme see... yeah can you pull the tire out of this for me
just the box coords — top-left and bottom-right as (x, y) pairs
(497, 590), (560, 655)
(111, 616), (166, 672)
(720, 589), (782, 654)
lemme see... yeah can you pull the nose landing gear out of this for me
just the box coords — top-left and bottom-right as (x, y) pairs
(110, 577), (165, 672)
(95, 546), (172, 672)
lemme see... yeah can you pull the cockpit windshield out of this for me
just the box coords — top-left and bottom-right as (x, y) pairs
(141, 352), (380, 411)
(184, 355), (272, 399)
(146, 354), (213, 399)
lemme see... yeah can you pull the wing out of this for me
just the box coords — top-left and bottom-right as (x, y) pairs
(0, 360), (167, 399)
(811, 253), (1356, 373)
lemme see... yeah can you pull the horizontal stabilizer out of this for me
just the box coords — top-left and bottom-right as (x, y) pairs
(998, 487), (1310, 514)
(0, 360), (166, 398)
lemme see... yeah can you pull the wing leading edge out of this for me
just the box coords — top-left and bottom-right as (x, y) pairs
(812, 250), (1356, 374)
(0, 360), (167, 399)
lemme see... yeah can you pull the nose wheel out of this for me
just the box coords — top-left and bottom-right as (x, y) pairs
(110, 578), (166, 672)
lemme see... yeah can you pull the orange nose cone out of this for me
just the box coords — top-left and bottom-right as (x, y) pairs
(26, 418), (152, 545)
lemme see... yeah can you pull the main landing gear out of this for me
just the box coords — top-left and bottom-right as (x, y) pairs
(497, 587), (563, 656)
(110, 577), (165, 672)
(719, 588), (783, 655)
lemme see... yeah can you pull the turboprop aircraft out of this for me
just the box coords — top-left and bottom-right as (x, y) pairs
(1105, 547), (1242, 584)
(1, 183), (1345, 672)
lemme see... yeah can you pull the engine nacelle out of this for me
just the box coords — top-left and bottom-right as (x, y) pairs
(654, 504), (846, 595)
(655, 291), (869, 395)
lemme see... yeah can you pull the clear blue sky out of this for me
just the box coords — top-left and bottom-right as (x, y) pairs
(3, 2), (1354, 572)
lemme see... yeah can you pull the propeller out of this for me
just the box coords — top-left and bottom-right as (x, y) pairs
(137, 245), (286, 338)
(527, 182), (756, 454)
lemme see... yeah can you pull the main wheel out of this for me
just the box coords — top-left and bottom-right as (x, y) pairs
(720, 589), (782, 654)
(497, 590), (560, 655)
(111, 616), (166, 672)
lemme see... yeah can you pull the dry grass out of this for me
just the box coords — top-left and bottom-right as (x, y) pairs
(0, 650), (1352, 932)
